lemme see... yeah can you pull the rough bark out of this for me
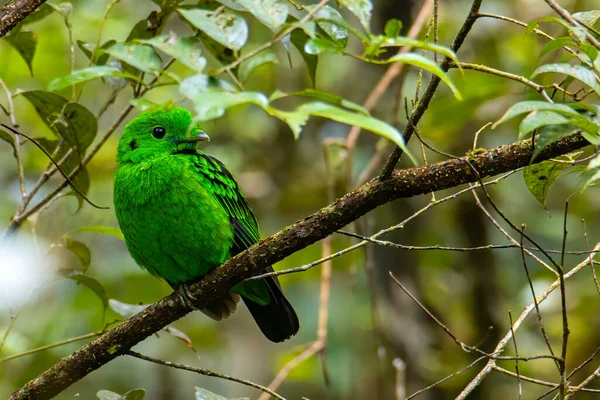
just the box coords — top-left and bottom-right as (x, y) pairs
(0, 0), (47, 38)
(10, 133), (589, 400)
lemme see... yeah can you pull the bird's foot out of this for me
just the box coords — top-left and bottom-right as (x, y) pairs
(177, 284), (199, 310)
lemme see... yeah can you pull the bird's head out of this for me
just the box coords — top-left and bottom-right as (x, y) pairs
(116, 106), (209, 163)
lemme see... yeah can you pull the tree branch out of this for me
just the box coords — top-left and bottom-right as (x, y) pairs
(0, 0), (47, 38)
(10, 133), (590, 400)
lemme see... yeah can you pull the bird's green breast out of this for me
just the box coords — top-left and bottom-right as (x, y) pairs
(114, 154), (234, 284)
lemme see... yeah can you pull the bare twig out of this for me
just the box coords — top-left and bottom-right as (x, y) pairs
(582, 220), (600, 295)
(128, 351), (286, 400)
(1, 331), (102, 362)
(508, 311), (522, 399)
(558, 203), (571, 397)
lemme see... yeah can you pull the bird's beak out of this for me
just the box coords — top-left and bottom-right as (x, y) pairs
(175, 131), (210, 144)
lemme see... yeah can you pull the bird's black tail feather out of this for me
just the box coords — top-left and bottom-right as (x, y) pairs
(242, 276), (299, 343)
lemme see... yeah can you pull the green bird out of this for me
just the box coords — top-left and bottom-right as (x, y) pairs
(113, 106), (299, 342)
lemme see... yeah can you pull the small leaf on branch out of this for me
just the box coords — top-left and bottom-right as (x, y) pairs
(178, 8), (248, 51)
(532, 63), (600, 96)
(67, 272), (108, 310)
(97, 388), (146, 400)
(235, 0), (288, 31)
(523, 155), (576, 206)
(387, 53), (462, 99)
(75, 226), (125, 240)
(195, 387), (249, 400)
(48, 66), (140, 91)
(238, 50), (279, 82)
(104, 42), (162, 74)
(139, 34), (207, 73)
(5, 31), (37, 75)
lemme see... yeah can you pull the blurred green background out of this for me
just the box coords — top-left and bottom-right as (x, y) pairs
(2, 0), (600, 399)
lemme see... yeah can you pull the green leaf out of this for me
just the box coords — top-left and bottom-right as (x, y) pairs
(493, 101), (581, 128)
(104, 42), (162, 74)
(21, 3), (54, 25)
(109, 299), (149, 318)
(573, 10), (600, 27)
(337, 0), (372, 32)
(532, 64), (600, 96)
(387, 53), (462, 99)
(78, 40), (116, 65)
(48, 66), (139, 91)
(540, 37), (572, 57)
(298, 101), (417, 164)
(97, 388), (146, 400)
(304, 37), (343, 54)
(270, 89), (369, 114)
(21, 91), (98, 154)
(59, 236), (91, 273)
(532, 124), (580, 161)
(236, 0), (287, 31)
(178, 8), (248, 51)
(261, 106), (308, 138)
(194, 387), (248, 400)
(519, 111), (568, 139)
(379, 37), (459, 65)
(69, 166), (90, 210)
(310, 5), (350, 46)
(179, 75), (236, 98)
(5, 31), (37, 75)
(238, 50), (279, 82)
(384, 18), (402, 38)
(189, 92), (269, 120)
(583, 152), (600, 190)
(523, 155), (574, 206)
(75, 226), (125, 240)
(289, 28), (318, 86)
(138, 34), (207, 73)
(67, 272), (108, 309)
(0, 129), (14, 147)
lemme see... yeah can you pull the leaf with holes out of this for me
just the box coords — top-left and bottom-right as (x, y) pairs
(523, 155), (576, 206)
(236, 0), (287, 31)
(387, 53), (461, 99)
(139, 34), (207, 73)
(104, 42), (162, 74)
(178, 8), (248, 51)
(337, 0), (372, 31)
(5, 31), (37, 75)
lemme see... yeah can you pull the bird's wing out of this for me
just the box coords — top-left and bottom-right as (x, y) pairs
(191, 153), (260, 254)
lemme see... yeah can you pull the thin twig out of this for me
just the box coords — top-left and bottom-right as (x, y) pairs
(509, 311), (522, 399)
(0, 78), (25, 198)
(582, 220), (600, 295)
(247, 171), (517, 282)
(519, 225), (559, 369)
(1, 331), (102, 363)
(558, 202), (570, 398)
(128, 351), (286, 400)
(458, 242), (600, 399)
(544, 0), (600, 48)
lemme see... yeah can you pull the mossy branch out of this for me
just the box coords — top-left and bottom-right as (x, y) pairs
(0, 0), (47, 38)
(9, 133), (590, 400)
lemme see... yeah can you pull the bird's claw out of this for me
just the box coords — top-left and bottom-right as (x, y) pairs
(177, 284), (199, 310)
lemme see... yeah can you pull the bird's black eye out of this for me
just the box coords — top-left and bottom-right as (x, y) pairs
(152, 126), (166, 139)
